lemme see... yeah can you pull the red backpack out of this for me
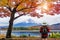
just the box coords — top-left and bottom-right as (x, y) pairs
(40, 27), (48, 34)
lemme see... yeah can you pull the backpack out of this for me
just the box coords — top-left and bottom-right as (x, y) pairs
(42, 27), (48, 34)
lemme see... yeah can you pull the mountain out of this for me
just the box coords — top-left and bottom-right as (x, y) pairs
(53, 23), (60, 26)
(14, 22), (41, 27)
(30, 23), (60, 30)
(0, 22), (60, 30)
(14, 19), (41, 27)
(0, 26), (8, 29)
(50, 23), (60, 30)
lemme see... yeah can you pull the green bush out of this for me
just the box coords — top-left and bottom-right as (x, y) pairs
(49, 32), (60, 38)
(11, 35), (19, 38)
(20, 34), (27, 38)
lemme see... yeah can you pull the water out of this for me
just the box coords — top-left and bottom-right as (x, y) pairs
(0, 30), (41, 37)
(0, 30), (60, 37)
(12, 32), (40, 37)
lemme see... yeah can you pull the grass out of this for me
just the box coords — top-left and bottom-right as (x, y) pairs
(0, 34), (5, 39)
(49, 32), (60, 38)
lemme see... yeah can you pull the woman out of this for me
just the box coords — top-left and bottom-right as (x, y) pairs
(40, 24), (50, 40)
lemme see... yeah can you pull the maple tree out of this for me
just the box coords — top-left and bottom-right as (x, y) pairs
(0, 0), (41, 38)
(0, 0), (60, 38)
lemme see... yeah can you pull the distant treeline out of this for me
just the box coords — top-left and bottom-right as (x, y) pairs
(13, 27), (39, 30)
(1, 26), (39, 30)
(13, 27), (28, 30)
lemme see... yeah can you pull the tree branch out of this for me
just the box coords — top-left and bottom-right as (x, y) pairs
(14, 13), (26, 20)
(6, 6), (12, 12)
(14, 1), (38, 20)
(14, 6), (37, 20)
(13, 0), (23, 12)
(17, 6), (37, 12)
(5, 0), (12, 12)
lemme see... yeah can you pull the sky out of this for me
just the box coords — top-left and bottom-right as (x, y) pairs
(0, 1), (60, 26)
(0, 13), (60, 26)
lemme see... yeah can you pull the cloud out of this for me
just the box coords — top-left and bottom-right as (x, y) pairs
(0, 17), (9, 26)
(14, 14), (60, 25)
(0, 17), (9, 23)
(0, 14), (60, 26)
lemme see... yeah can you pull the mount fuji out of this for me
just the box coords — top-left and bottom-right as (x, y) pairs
(14, 19), (41, 27)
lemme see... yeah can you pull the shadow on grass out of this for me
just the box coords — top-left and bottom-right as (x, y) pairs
(0, 38), (13, 40)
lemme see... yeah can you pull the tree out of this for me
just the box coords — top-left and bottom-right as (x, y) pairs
(0, 0), (41, 38)
(0, 0), (60, 38)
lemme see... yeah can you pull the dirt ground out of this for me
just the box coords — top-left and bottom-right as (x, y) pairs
(0, 38), (60, 40)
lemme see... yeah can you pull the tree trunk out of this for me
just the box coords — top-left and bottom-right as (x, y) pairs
(6, 12), (15, 38)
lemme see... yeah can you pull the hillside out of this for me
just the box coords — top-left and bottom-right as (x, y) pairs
(30, 23), (60, 30)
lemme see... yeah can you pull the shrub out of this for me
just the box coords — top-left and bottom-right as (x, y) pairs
(49, 32), (60, 38)
(20, 34), (27, 38)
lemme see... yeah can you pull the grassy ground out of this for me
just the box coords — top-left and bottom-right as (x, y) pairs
(0, 34), (5, 39)
(0, 38), (60, 40)
(0, 35), (60, 40)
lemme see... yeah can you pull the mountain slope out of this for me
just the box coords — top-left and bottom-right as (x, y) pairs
(51, 23), (60, 30)
(14, 22), (41, 27)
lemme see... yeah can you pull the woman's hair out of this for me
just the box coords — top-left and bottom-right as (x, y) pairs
(42, 25), (47, 27)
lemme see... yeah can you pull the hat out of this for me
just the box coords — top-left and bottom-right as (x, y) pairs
(42, 22), (47, 26)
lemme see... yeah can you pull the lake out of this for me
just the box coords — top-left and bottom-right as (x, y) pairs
(0, 30), (60, 37)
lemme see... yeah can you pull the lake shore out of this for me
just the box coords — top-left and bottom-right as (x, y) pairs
(0, 30), (60, 33)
